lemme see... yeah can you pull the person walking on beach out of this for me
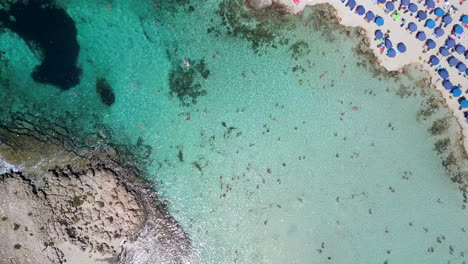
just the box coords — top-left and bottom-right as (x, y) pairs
(400, 18), (408, 27)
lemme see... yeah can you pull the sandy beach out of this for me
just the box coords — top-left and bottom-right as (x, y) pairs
(250, 0), (468, 152)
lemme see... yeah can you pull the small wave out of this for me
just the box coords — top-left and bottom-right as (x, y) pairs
(0, 155), (21, 175)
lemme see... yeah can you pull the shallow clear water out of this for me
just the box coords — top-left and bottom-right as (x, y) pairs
(0, 0), (466, 263)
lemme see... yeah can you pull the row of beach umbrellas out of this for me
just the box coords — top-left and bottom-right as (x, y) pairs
(348, 0), (468, 101)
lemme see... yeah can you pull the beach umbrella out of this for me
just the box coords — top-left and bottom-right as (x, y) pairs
(378, 0), (386, 4)
(452, 88), (462, 97)
(438, 69), (449, 79)
(408, 22), (417, 32)
(387, 48), (396, 58)
(455, 44), (466, 54)
(454, 25), (464, 35)
(457, 62), (467, 72)
(385, 1), (395, 11)
(462, 15), (468, 24)
(385, 38), (393, 48)
(347, 0), (356, 9)
(439, 47), (449, 56)
(416, 31), (426, 41)
(443, 80), (453, 90)
(465, 51), (468, 59)
(448, 56), (458, 67)
(375, 30), (384, 39)
(425, 0), (435, 8)
(408, 3), (418, 13)
(401, 0), (410, 6)
(375, 16), (384, 26)
(425, 19), (436, 29)
(356, 6), (365, 15)
(434, 8), (445, 17)
(365, 11), (375, 21)
(460, 100), (468, 108)
(426, 39), (436, 49)
(445, 38), (456, 48)
(416, 11), (427, 21)
(397, 43), (407, 53)
(434, 27), (444, 37)
(442, 15), (453, 25)
(429, 55), (440, 65)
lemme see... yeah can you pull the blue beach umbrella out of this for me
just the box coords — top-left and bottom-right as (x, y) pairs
(460, 100), (468, 108)
(425, 0), (435, 8)
(385, 38), (393, 48)
(416, 11), (427, 21)
(365, 11), (375, 21)
(356, 6), (366, 15)
(385, 2), (395, 11)
(458, 62), (467, 72)
(455, 44), (466, 54)
(439, 47), (449, 56)
(416, 31), (426, 41)
(378, 0), (386, 4)
(347, 0), (356, 9)
(434, 7), (445, 17)
(448, 56), (458, 66)
(387, 48), (396, 57)
(429, 55), (440, 65)
(408, 3), (418, 13)
(434, 27), (444, 37)
(442, 15), (453, 25)
(465, 51), (468, 59)
(375, 30), (384, 39)
(426, 39), (436, 49)
(454, 25), (464, 34)
(408, 22), (417, 32)
(445, 38), (456, 48)
(452, 88), (462, 97)
(401, 0), (410, 6)
(397, 43), (407, 53)
(439, 69), (449, 79)
(375, 16), (384, 26)
(443, 80), (453, 90)
(425, 19), (436, 29)
(462, 15), (468, 24)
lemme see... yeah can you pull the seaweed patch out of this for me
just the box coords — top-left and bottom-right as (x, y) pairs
(169, 59), (210, 106)
(212, 0), (291, 54)
(289, 41), (310, 61)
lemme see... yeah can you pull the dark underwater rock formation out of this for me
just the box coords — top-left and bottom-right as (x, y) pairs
(96, 77), (116, 106)
(0, 0), (82, 90)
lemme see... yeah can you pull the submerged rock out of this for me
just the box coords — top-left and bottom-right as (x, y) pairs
(96, 77), (116, 106)
(0, 0), (82, 90)
(246, 0), (273, 10)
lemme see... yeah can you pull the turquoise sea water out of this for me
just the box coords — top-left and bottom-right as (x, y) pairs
(0, 0), (467, 263)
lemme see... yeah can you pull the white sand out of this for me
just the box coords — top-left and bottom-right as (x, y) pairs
(258, 0), (468, 151)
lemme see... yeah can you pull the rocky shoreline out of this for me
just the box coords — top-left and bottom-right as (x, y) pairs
(0, 122), (191, 264)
